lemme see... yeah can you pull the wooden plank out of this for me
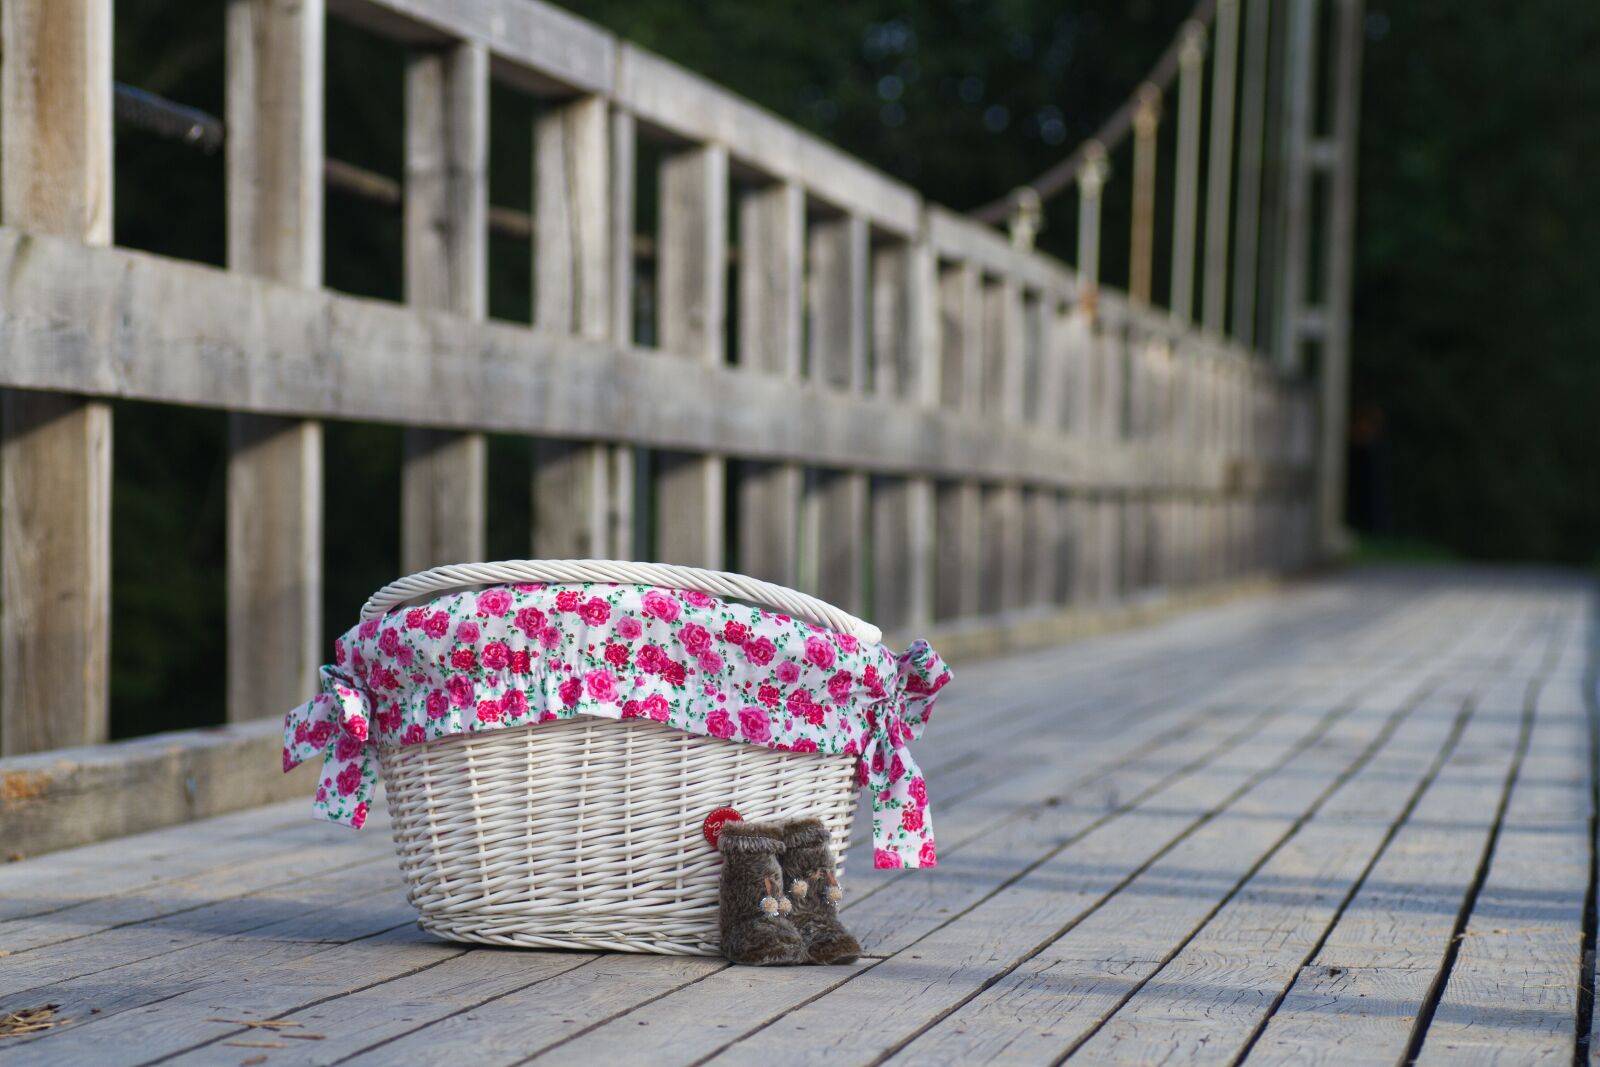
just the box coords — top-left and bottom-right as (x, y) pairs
(0, 0), (113, 754)
(1025, 488), (1063, 608)
(981, 275), (1023, 420)
(1202, 0), (1241, 334)
(733, 180), (804, 584)
(0, 794), (352, 923)
(0, 814), (391, 955)
(163, 950), (599, 1066)
(532, 94), (614, 558)
(937, 262), (979, 413)
(613, 44), (919, 237)
(1413, 674), (1590, 1065)
(652, 142), (728, 567)
(0, 227), (1259, 494)
(224, 0), (324, 723)
(897, 674), (1443, 1064)
(0, 720), (319, 863)
(401, 41), (488, 571)
(327, 0), (614, 97)
(607, 109), (639, 557)
(699, 671), (1386, 1063)
(923, 205), (1074, 298)
(866, 241), (929, 628)
(3, 922), (466, 1064)
(1315, 0), (1365, 558)
(1059, 684), (1478, 1064)
(933, 482), (982, 621)
(1247, 677), (1535, 1066)
(979, 484), (1025, 615)
(535, 95), (611, 339)
(1232, 0), (1272, 347)
(806, 213), (869, 611)
(1272, 0), (1317, 368)
(0, 855), (407, 1005)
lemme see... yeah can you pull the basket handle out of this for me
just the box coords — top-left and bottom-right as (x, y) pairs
(359, 559), (883, 645)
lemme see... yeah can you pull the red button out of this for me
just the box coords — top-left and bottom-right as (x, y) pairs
(702, 807), (743, 848)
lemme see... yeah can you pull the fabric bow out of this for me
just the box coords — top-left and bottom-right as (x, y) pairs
(857, 640), (952, 869)
(283, 666), (380, 828)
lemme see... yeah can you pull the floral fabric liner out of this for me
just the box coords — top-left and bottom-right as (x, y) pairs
(283, 582), (951, 868)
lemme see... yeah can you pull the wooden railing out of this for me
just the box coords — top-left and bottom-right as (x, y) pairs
(0, 0), (1353, 758)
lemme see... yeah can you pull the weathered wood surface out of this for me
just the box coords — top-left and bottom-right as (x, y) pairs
(0, 568), (1591, 1065)
(0, 0), (114, 754)
(223, 0), (325, 724)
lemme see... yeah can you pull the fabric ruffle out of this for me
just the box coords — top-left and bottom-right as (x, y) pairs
(284, 582), (949, 867)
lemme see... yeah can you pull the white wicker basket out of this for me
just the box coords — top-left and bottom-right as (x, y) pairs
(361, 560), (874, 956)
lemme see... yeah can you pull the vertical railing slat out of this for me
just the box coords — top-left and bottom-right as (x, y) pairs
(1170, 22), (1206, 326)
(1027, 293), (1062, 608)
(1129, 87), (1161, 307)
(532, 94), (613, 557)
(224, 0), (325, 723)
(1318, 0), (1365, 557)
(0, 0), (113, 754)
(607, 110), (638, 557)
(1202, 0), (1241, 336)
(1274, 0), (1317, 370)
(654, 142), (728, 568)
(980, 278), (1025, 613)
(736, 179), (805, 586)
(805, 213), (869, 614)
(866, 240), (923, 631)
(933, 262), (983, 621)
(1232, 0), (1272, 349)
(401, 41), (487, 573)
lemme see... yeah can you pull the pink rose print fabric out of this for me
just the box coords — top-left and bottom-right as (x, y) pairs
(283, 583), (951, 868)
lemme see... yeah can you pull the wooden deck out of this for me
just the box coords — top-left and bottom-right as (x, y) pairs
(2, 567), (1594, 1066)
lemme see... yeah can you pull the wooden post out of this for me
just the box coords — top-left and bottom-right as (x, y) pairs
(1318, 0), (1365, 557)
(1232, 0), (1271, 348)
(1076, 143), (1108, 313)
(1129, 85), (1161, 306)
(0, 0), (113, 754)
(1202, 0), (1240, 335)
(1028, 294), (1062, 607)
(1054, 302), (1084, 604)
(736, 179), (804, 586)
(867, 239), (934, 631)
(533, 95), (613, 557)
(1123, 329), (1148, 592)
(608, 110), (638, 557)
(1075, 147), (1113, 604)
(904, 236), (940, 630)
(225, 0), (324, 723)
(1170, 22), (1206, 326)
(979, 278), (1025, 614)
(654, 142), (728, 568)
(934, 262), (982, 621)
(1112, 325), (1133, 602)
(1274, 0), (1317, 371)
(805, 213), (869, 614)
(401, 42), (487, 573)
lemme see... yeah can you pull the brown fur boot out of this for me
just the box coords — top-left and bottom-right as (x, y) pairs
(717, 820), (808, 965)
(778, 818), (861, 965)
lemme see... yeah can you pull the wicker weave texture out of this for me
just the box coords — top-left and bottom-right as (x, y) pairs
(379, 716), (857, 955)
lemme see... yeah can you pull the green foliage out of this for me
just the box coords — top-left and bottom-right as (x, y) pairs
(1351, 2), (1599, 562)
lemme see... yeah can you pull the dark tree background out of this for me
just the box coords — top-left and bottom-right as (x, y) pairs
(104, 0), (1595, 737)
